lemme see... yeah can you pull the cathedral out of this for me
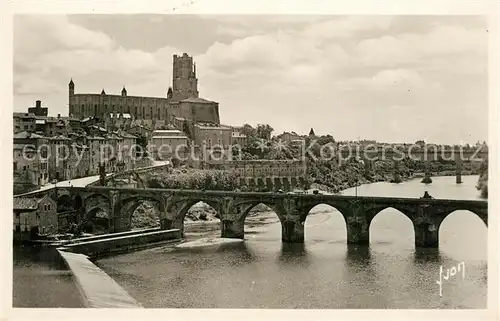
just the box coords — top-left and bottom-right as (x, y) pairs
(68, 53), (220, 124)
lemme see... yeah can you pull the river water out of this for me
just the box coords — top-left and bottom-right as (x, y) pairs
(96, 175), (487, 309)
(12, 175), (487, 308)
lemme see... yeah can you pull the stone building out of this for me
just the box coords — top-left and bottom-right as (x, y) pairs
(48, 135), (72, 180)
(149, 129), (189, 161)
(13, 194), (57, 242)
(103, 113), (133, 131)
(231, 131), (248, 148)
(193, 123), (233, 148)
(13, 131), (50, 188)
(14, 101), (80, 136)
(28, 100), (48, 117)
(68, 53), (220, 124)
(13, 112), (36, 134)
(127, 124), (153, 141)
(276, 131), (302, 144)
(116, 131), (138, 170)
(215, 159), (308, 191)
(192, 123), (233, 164)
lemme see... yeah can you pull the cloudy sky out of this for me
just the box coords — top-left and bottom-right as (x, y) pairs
(14, 15), (488, 144)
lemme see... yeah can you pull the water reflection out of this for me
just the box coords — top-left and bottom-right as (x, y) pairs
(278, 242), (309, 265)
(414, 248), (443, 264)
(218, 242), (256, 267)
(13, 246), (66, 270)
(345, 245), (372, 266)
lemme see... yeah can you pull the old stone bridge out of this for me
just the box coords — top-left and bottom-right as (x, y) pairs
(38, 186), (488, 248)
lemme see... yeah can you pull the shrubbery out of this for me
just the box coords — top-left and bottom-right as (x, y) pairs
(145, 169), (241, 191)
(477, 159), (488, 198)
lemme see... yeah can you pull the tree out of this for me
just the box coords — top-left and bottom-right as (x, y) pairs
(477, 158), (488, 198)
(240, 124), (257, 138)
(256, 124), (274, 140)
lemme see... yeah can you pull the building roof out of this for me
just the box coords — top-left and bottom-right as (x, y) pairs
(13, 131), (46, 139)
(180, 97), (216, 104)
(109, 113), (132, 119)
(13, 197), (46, 210)
(119, 132), (137, 139)
(128, 124), (152, 131)
(89, 125), (107, 132)
(49, 135), (71, 141)
(232, 132), (247, 138)
(107, 133), (122, 140)
(152, 129), (183, 134)
(115, 178), (137, 184)
(13, 112), (36, 119)
(151, 135), (188, 139)
(81, 117), (95, 123)
(87, 135), (106, 140)
(195, 123), (232, 130)
(74, 92), (171, 101)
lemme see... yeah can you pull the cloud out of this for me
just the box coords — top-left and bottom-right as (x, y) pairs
(340, 69), (432, 91)
(301, 16), (393, 40)
(356, 24), (487, 68)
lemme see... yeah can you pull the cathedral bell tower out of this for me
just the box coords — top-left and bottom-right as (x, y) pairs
(68, 78), (75, 117)
(172, 53), (199, 101)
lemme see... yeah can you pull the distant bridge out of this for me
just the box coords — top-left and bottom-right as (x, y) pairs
(20, 186), (488, 248)
(352, 147), (488, 184)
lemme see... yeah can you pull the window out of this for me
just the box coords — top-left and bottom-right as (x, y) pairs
(44, 205), (47, 211)
(47, 204), (51, 210)
(24, 125), (28, 129)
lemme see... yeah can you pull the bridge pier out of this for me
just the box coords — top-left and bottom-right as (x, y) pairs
(221, 219), (244, 239)
(281, 220), (304, 243)
(346, 220), (370, 245)
(455, 154), (463, 184)
(160, 217), (184, 236)
(414, 223), (439, 248)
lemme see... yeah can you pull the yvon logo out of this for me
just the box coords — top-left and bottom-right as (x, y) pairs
(436, 261), (465, 297)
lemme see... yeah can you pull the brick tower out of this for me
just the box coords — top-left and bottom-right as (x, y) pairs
(172, 53), (199, 101)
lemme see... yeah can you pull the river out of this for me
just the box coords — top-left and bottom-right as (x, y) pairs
(12, 175), (487, 308)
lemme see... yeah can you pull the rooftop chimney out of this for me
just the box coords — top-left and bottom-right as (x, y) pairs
(57, 114), (61, 118)
(36, 100), (41, 108)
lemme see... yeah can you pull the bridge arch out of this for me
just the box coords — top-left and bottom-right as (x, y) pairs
(367, 206), (415, 246)
(81, 207), (111, 234)
(160, 197), (223, 237)
(363, 204), (415, 224)
(114, 195), (165, 232)
(303, 203), (348, 243)
(233, 201), (285, 240)
(173, 198), (221, 221)
(434, 207), (488, 229)
(236, 201), (286, 224)
(438, 209), (488, 259)
(83, 193), (110, 211)
(57, 194), (73, 212)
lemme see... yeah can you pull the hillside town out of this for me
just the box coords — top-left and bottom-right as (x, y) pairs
(13, 53), (488, 244)
(13, 53), (308, 195)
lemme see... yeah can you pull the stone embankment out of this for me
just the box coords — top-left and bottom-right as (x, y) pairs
(58, 250), (143, 308)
